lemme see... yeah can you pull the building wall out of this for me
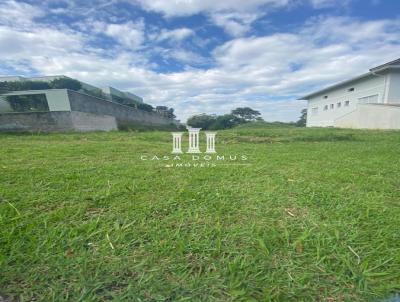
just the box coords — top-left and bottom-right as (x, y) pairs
(70, 111), (117, 131)
(335, 104), (400, 129)
(386, 71), (400, 103)
(67, 90), (175, 128)
(307, 74), (386, 127)
(0, 111), (118, 132)
(0, 89), (71, 113)
(0, 89), (177, 132)
(0, 112), (74, 132)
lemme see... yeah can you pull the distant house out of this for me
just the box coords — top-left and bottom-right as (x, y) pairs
(0, 75), (178, 132)
(299, 58), (400, 129)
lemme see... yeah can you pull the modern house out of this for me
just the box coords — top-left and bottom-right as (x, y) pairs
(299, 58), (400, 129)
(0, 75), (178, 132)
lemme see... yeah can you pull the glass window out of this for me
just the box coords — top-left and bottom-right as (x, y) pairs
(345, 101), (350, 106)
(0, 94), (49, 113)
(337, 102), (341, 108)
(330, 104), (334, 109)
(324, 105), (328, 111)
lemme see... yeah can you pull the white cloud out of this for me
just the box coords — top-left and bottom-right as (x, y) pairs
(309, 0), (350, 8)
(133, 0), (288, 36)
(0, 2), (399, 123)
(133, 0), (289, 17)
(0, 0), (44, 27)
(211, 12), (260, 36)
(159, 49), (209, 65)
(156, 28), (194, 42)
(103, 21), (145, 49)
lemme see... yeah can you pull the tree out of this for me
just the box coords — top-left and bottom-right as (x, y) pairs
(231, 107), (261, 121)
(186, 113), (245, 130)
(0, 80), (51, 93)
(155, 106), (176, 119)
(210, 114), (243, 130)
(50, 78), (82, 91)
(296, 108), (307, 127)
(137, 103), (154, 112)
(187, 114), (216, 130)
(0, 78), (83, 94)
(167, 108), (176, 119)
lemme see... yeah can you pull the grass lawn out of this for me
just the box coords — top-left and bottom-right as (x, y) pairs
(0, 124), (399, 301)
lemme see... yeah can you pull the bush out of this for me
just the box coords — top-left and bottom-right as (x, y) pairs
(0, 77), (82, 94)
(187, 113), (245, 130)
(50, 78), (82, 91)
(137, 103), (154, 112)
(187, 114), (217, 129)
(0, 81), (51, 93)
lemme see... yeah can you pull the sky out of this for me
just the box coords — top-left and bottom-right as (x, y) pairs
(0, 0), (399, 122)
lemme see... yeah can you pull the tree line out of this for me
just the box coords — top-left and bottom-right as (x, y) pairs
(187, 107), (263, 130)
(187, 107), (307, 130)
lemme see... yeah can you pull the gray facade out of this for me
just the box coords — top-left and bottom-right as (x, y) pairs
(0, 111), (117, 132)
(0, 89), (177, 132)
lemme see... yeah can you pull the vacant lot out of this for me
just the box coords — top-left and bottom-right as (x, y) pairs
(1, 124), (399, 301)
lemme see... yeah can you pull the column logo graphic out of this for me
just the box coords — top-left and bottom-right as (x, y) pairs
(172, 127), (216, 154)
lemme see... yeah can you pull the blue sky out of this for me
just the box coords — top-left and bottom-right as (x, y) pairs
(0, 0), (399, 122)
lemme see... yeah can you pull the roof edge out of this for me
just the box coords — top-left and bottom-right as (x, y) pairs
(297, 71), (372, 100)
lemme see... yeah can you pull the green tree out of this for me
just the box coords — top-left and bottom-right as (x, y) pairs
(137, 103), (154, 112)
(0, 80), (51, 93)
(296, 108), (307, 127)
(167, 108), (176, 119)
(50, 78), (82, 91)
(210, 114), (243, 130)
(187, 114), (217, 130)
(231, 107), (261, 121)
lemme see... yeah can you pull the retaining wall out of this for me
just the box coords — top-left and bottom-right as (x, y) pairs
(67, 90), (175, 128)
(0, 111), (117, 132)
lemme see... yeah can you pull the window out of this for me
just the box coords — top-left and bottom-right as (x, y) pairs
(359, 94), (379, 104)
(0, 94), (49, 113)
(311, 107), (318, 115)
(323, 105), (328, 111)
(323, 95), (328, 99)
(337, 102), (341, 108)
(348, 87), (355, 92)
(330, 104), (334, 109)
(345, 101), (350, 107)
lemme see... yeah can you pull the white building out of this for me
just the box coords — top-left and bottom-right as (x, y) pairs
(299, 58), (400, 129)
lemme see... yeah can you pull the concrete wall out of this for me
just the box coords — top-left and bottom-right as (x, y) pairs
(67, 90), (175, 129)
(307, 74), (386, 127)
(0, 112), (74, 132)
(0, 89), (178, 132)
(386, 71), (400, 104)
(0, 111), (117, 132)
(335, 104), (400, 129)
(70, 111), (117, 131)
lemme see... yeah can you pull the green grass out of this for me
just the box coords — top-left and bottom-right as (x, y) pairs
(0, 124), (399, 301)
